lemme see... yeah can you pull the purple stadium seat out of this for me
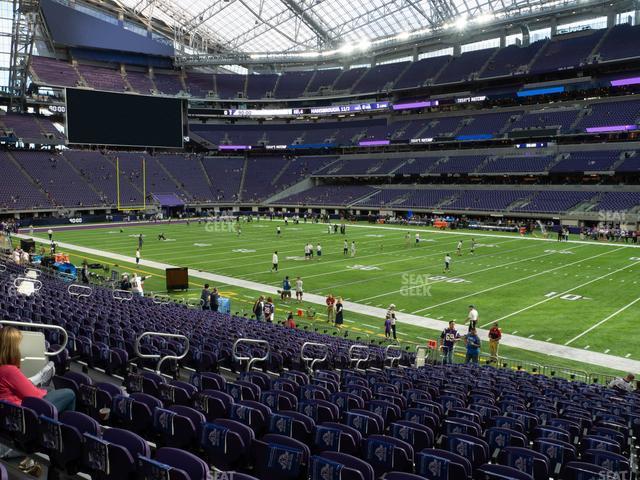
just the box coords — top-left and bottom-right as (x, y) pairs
(362, 434), (413, 476)
(252, 433), (310, 480)
(200, 419), (254, 470)
(313, 422), (362, 455)
(476, 464), (534, 480)
(416, 448), (472, 479)
(83, 428), (150, 480)
(309, 452), (374, 480)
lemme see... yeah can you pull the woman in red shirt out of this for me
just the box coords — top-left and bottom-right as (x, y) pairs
(0, 327), (75, 412)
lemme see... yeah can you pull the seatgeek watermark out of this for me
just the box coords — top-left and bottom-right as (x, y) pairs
(400, 273), (432, 297)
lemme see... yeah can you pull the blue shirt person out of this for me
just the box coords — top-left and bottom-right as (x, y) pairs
(464, 328), (481, 364)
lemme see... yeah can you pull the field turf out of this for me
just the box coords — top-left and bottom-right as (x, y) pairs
(30, 219), (640, 377)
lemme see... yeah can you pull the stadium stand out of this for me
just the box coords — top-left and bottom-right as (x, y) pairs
(0, 260), (636, 480)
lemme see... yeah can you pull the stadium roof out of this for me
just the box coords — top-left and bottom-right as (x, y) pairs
(117, 0), (586, 54)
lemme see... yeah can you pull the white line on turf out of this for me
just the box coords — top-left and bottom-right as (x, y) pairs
(564, 295), (640, 346)
(604, 349), (610, 354)
(358, 243), (579, 304)
(484, 255), (636, 328)
(413, 244), (598, 313)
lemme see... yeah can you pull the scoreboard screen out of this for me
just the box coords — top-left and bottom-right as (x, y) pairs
(66, 88), (183, 148)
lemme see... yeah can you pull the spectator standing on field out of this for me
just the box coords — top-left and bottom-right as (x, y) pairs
(135, 248), (141, 265)
(253, 296), (265, 321)
(271, 251), (279, 272)
(200, 284), (211, 310)
(464, 328), (481, 364)
(211, 287), (220, 312)
(281, 276), (292, 301)
(326, 294), (335, 323)
(47, 229), (53, 241)
(386, 304), (397, 340)
(295, 277), (303, 302)
(440, 321), (460, 365)
(264, 297), (275, 323)
(335, 297), (344, 328)
(488, 322), (502, 363)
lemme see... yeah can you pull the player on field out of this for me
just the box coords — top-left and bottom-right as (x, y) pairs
(316, 243), (322, 259)
(271, 251), (279, 272)
(304, 243), (311, 260)
(350, 241), (356, 257)
(135, 248), (141, 265)
(276, 226), (281, 236)
(308, 242), (314, 259)
(470, 238), (476, 255)
(415, 233), (420, 246)
(456, 240), (463, 256)
(444, 253), (451, 272)
(405, 232), (410, 247)
(343, 240), (348, 256)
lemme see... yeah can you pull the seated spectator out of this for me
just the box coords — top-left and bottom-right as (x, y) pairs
(608, 373), (635, 393)
(285, 313), (296, 329)
(0, 327), (75, 412)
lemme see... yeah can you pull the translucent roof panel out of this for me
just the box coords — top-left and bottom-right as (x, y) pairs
(116, 0), (583, 53)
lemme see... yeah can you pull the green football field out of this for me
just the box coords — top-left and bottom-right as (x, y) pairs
(28, 219), (640, 377)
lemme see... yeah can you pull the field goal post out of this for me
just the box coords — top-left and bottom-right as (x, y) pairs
(116, 156), (148, 212)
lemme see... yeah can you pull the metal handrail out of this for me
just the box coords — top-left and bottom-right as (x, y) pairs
(300, 342), (328, 372)
(348, 344), (370, 370)
(134, 332), (189, 373)
(67, 284), (93, 298)
(232, 338), (270, 372)
(0, 320), (68, 357)
(384, 344), (403, 368)
(0, 264), (6, 272)
(542, 364), (589, 383)
(113, 289), (134, 301)
(152, 295), (172, 305)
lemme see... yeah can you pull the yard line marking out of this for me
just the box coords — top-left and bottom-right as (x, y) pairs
(303, 237), (524, 287)
(360, 244), (581, 304)
(528, 334), (535, 338)
(604, 349), (610, 354)
(417, 337), (430, 341)
(512, 331), (518, 334)
(584, 346), (590, 350)
(564, 295), (640, 345)
(414, 244), (596, 313)
(362, 323), (380, 329)
(625, 354), (631, 358)
(487, 255), (634, 329)
(546, 338), (552, 342)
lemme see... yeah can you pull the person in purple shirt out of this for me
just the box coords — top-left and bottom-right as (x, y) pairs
(440, 320), (461, 364)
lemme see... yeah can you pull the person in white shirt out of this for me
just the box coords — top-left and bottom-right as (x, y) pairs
(444, 253), (452, 272)
(343, 240), (348, 255)
(271, 251), (279, 272)
(135, 248), (141, 265)
(415, 233), (420, 246)
(608, 374), (635, 393)
(295, 277), (303, 301)
(47, 229), (53, 241)
(350, 241), (356, 257)
(466, 305), (478, 331)
(276, 226), (281, 236)
(316, 243), (322, 259)
(457, 240), (463, 256)
(304, 243), (311, 260)
(131, 273), (149, 297)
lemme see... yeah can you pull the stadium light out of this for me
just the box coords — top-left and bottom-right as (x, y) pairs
(396, 31), (410, 41)
(474, 13), (494, 24)
(357, 39), (371, 51)
(454, 16), (467, 30)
